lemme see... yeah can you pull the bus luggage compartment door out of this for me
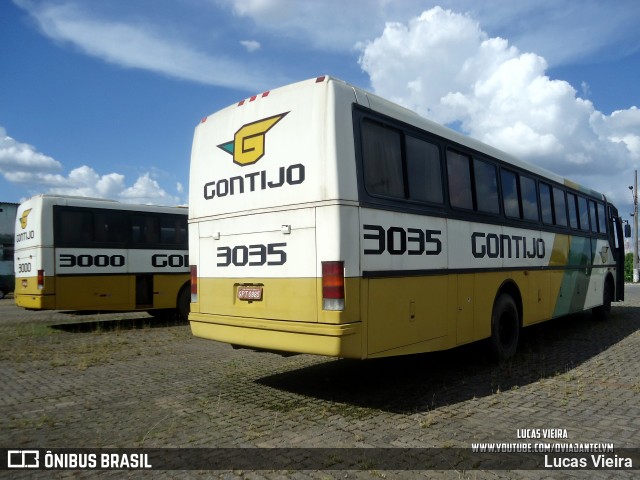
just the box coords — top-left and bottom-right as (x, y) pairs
(136, 274), (153, 308)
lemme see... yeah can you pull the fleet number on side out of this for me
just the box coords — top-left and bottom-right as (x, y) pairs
(56, 253), (189, 268)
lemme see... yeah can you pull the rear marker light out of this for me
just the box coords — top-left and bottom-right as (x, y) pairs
(315, 76), (326, 83)
(190, 265), (198, 303)
(37, 269), (44, 290)
(322, 261), (344, 311)
(237, 91), (270, 107)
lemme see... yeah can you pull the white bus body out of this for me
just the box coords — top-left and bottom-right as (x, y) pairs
(14, 195), (190, 317)
(188, 76), (624, 359)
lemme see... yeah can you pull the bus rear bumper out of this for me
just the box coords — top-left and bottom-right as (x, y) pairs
(189, 313), (363, 359)
(14, 294), (56, 310)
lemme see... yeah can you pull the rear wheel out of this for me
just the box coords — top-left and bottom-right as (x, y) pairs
(592, 279), (613, 321)
(177, 284), (190, 322)
(491, 293), (520, 361)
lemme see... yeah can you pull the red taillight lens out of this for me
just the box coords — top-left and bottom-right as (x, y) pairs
(190, 265), (198, 302)
(37, 269), (44, 290)
(322, 261), (344, 311)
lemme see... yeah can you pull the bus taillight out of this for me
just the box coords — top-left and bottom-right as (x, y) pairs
(190, 265), (198, 303)
(37, 269), (44, 290)
(322, 261), (344, 311)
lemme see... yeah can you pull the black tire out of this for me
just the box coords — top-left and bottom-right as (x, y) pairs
(177, 284), (190, 322)
(148, 309), (172, 320)
(592, 279), (613, 321)
(490, 293), (520, 361)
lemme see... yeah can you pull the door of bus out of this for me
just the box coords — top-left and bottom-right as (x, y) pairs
(609, 206), (625, 301)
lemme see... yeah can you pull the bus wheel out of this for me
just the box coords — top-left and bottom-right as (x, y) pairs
(491, 293), (520, 361)
(177, 285), (190, 322)
(592, 279), (613, 321)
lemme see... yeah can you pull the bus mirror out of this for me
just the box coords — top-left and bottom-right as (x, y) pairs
(625, 224), (632, 238)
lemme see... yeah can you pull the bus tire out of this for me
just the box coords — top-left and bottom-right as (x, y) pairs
(177, 284), (190, 322)
(490, 293), (520, 361)
(592, 278), (613, 321)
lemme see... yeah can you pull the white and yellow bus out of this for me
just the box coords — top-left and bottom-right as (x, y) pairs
(14, 195), (190, 320)
(188, 76), (625, 360)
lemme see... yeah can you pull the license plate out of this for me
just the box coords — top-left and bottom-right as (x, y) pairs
(237, 286), (263, 301)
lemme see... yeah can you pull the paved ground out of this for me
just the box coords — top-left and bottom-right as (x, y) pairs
(1, 285), (640, 479)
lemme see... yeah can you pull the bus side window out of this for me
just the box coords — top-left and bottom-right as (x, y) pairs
(500, 169), (520, 218)
(539, 183), (553, 225)
(95, 211), (129, 244)
(520, 175), (539, 221)
(567, 192), (579, 229)
(474, 159), (499, 214)
(597, 202), (607, 233)
(405, 135), (443, 204)
(361, 120), (404, 198)
(552, 187), (568, 227)
(589, 200), (598, 233)
(160, 216), (184, 245)
(447, 150), (473, 210)
(132, 215), (160, 245)
(577, 196), (589, 231)
(57, 209), (93, 244)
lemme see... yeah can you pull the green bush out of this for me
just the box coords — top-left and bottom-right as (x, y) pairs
(625, 252), (634, 282)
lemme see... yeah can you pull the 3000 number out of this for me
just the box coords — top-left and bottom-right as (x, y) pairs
(59, 254), (126, 268)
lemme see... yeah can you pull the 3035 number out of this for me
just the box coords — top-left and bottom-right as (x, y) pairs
(363, 224), (442, 256)
(217, 243), (287, 267)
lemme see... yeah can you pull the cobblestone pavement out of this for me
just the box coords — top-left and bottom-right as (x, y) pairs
(1, 285), (640, 480)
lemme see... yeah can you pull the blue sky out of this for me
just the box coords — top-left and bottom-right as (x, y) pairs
(1, 0), (639, 216)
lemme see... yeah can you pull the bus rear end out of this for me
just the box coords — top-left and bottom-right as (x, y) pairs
(188, 76), (363, 357)
(14, 196), (55, 309)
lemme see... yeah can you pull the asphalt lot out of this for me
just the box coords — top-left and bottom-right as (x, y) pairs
(1, 285), (640, 479)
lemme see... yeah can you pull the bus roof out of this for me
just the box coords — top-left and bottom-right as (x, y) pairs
(23, 194), (187, 214)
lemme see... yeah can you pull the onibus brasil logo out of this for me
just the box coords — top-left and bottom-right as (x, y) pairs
(217, 112), (289, 166)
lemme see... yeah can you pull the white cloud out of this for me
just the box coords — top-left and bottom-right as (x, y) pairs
(14, 0), (281, 91)
(0, 127), (62, 174)
(120, 173), (179, 205)
(221, 0), (640, 65)
(358, 7), (640, 206)
(0, 126), (180, 205)
(240, 40), (261, 52)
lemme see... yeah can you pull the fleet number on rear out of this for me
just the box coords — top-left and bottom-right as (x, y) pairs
(217, 243), (287, 267)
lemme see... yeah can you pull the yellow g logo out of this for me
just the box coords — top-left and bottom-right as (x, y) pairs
(20, 209), (32, 229)
(218, 112), (289, 166)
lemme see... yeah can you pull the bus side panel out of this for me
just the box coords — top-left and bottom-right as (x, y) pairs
(366, 275), (450, 356)
(562, 236), (592, 314)
(360, 209), (448, 356)
(154, 274), (190, 309)
(56, 275), (133, 310)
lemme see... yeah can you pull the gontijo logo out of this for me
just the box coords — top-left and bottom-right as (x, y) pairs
(217, 112), (289, 166)
(19, 209), (32, 229)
